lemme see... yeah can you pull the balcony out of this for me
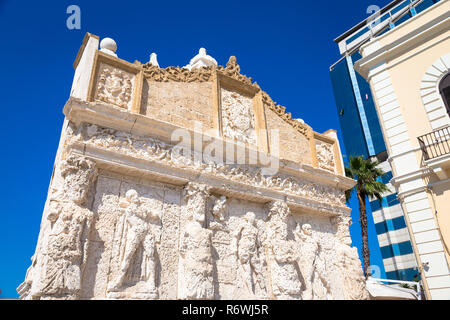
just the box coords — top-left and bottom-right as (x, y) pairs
(418, 126), (450, 179)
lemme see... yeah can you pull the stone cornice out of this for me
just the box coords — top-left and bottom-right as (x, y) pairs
(63, 98), (355, 192)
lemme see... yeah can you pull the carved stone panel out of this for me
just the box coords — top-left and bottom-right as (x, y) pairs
(221, 87), (256, 145)
(21, 166), (368, 300)
(316, 140), (335, 172)
(94, 62), (134, 109)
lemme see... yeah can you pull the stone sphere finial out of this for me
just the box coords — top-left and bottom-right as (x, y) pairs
(199, 48), (206, 55)
(100, 37), (118, 57)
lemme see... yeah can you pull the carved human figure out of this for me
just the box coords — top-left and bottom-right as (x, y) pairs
(178, 183), (214, 300)
(212, 195), (228, 222)
(38, 155), (97, 299)
(17, 255), (38, 300)
(265, 201), (302, 300)
(209, 195), (228, 231)
(108, 189), (161, 296)
(294, 224), (331, 300)
(316, 141), (335, 172)
(231, 212), (266, 296)
(335, 223), (369, 300)
(40, 204), (93, 299)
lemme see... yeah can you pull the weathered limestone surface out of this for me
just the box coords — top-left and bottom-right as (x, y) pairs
(144, 81), (215, 131)
(18, 33), (368, 300)
(265, 108), (312, 165)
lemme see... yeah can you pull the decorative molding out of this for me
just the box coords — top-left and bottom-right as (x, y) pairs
(420, 53), (450, 130)
(65, 123), (348, 211)
(220, 86), (257, 145)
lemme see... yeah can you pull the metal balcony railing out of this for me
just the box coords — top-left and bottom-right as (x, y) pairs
(418, 126), (450, 161)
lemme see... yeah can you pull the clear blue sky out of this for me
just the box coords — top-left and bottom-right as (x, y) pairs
(0, 0), (391, 298)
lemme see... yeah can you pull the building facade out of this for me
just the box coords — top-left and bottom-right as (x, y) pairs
(17, 33), (369, 300)
(354, 0), (450, 299)
(328, 0), (443, 281)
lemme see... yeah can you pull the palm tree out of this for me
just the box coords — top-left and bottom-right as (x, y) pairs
(345, 155), (390, 278)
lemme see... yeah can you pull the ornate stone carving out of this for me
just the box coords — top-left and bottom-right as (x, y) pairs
(60, 155), (98, 205)
(19, 155), (97, 300)
(211, 195), (228, 223)
(331, 214), (352, 241)
(178, 183), (214, 299)
(221, 88), (256, 145)
(20, 41), (366, 300)
(331, 215), (369, 300)
(107, 189), (162, 299)
(294, 223), (331, 300)
(17, 255), (37, 299)
(143, 64), (215, 82)
(142, 55), (255, 86)
(231, 212), (267, 297)
(219, 56), (254, 86)
(316, 141), (335, 172)
(95, 63), (133, 109)
(40, 202), (93, 299)
(336, 239), (369, 300)
(72, 124), (346, 208)
(265, 201), (302, 299)
(209, 195), (229, 232)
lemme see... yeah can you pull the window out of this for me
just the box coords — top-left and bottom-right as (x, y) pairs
(440, 73), (450, 116)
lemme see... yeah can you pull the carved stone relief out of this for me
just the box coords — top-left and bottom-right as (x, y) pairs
(21, 163), (368, 300)
(107, 189), (162, 299)
(265, 201), (302, 300)
(316, 141), (335, 172)
(221, 88), (256, 145)
(20, 39), (367, 300)
(67, 123), (346, 209)
(294, 223), (331, 300)
(231, 212), (267, 297)
(95, 63), (134, 109)
(178, 183), (214, 300)
(331, 215), (369, 300)
(18, 155), (97, 300)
